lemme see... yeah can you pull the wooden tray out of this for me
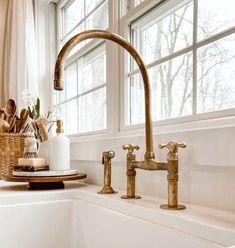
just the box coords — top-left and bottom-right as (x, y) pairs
(1, 173), (87, 190)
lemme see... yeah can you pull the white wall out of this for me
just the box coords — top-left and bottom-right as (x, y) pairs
(0, 0), (8, 107)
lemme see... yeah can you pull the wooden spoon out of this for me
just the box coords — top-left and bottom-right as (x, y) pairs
(4, 99), (17, 132)
(0, 112), (10, 133)
(4, 99), (17, 123)
(15, 109), (29, 133)
(9, 115), (19, 132)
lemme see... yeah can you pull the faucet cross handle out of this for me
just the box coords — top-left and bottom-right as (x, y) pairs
(122, 144), (140, 153)
(159, 141), (186, 160)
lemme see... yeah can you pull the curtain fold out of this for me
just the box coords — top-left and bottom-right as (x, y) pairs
(3, 0), (38, 110)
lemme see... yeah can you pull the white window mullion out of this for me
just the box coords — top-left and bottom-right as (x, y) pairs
(83, 0), (86, 30)
(76, 60), (80, 132)
(106, 0), (120, 136)
(192, 0), (198, 115)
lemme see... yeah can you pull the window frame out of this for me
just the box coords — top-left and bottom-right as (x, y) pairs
(55, 0), (119, 138)
(54, 0), (235, 140)
(119, 0), (235, 133)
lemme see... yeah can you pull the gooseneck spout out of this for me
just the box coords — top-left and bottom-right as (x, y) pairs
(53, 29), (155, 160)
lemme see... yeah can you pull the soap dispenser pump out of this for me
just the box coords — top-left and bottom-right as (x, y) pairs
(50, 120), (70, 171)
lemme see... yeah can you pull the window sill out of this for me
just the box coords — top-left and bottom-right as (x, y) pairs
(69, 110), (235, 143)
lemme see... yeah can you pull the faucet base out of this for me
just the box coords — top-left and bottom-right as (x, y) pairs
(98, 185), (117, 194)
(160, 204), (186, 210)
(121, 195), (141, 199)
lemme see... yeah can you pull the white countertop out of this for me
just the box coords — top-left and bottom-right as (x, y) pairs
(0, 181), (234, 247)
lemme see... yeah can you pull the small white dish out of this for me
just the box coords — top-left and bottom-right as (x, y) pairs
(13, 169), (78, 177)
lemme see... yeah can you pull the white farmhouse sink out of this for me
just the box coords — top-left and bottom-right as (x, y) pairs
(0, 200), (75, 248)
(0, 182), (234, 248)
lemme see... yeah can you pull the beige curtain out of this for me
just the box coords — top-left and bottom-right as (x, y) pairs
(3, 0), (38, 109)
(0, 0), (8, 107)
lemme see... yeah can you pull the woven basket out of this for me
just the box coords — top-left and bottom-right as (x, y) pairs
(0, 133), (34, 179)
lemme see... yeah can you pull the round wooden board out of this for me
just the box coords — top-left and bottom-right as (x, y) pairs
(2, 173), (87, 183)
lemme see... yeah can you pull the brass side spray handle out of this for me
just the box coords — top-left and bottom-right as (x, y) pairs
(102, 150), (115, 164)
(159, 141), (186, 161)
(98, 150), (117, 194)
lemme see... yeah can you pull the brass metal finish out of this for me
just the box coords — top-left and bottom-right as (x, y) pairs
(123, 144), (140, 154)
(160, 204), (186, 210)
(121, 195), (141, 199)
(121, 144), (141, 199)
(98, 150), (117, 194)
(56, 119), (64, 134)
(159, 142), (186, 210)
(122, 141), (186, 209)
(159, 142), (186, 161)
(53, 29), (187, 210)
(2, 173), (87, 190)
(54, 30), (154, 159)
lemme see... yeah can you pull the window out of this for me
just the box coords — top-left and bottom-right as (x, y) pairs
(54, 45), (106, 134)
(126, 0), (235, 125)
(55, 0), (109, 135)
(54, 0), (235, 137)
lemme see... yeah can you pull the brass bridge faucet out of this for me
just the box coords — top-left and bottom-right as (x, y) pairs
(121, 142), (186, 210)
(98, 150), (117, 194)
(53, 29), (186, 210)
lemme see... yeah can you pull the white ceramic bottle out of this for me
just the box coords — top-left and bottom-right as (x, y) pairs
(50, 120), (70, 171)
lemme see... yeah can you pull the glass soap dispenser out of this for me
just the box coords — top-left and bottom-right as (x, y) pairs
(50, 120), (70, 171)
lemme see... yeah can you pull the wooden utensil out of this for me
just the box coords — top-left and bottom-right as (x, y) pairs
(36, 118), (49, 141)
(4, 99), (17, 123)
(15, 109), (29, 133)
(0, 120), (10, 132)
(9, 115), (19, 132)
(0, 112), (10, 133)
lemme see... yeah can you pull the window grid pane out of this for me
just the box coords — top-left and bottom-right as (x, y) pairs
(65, 63), (78, 99)
(197, 34), (235, 113)
(86, 1), (108, 30)
(134, 0), (144, 7)
(132, 1), (193, 65)
(65, 99), (79, 134)
(78, 51), (106, 94)
(55, 43), (107, 135)
(127, 0), (235, 125)
(64, 0), (84, 35)
(56, 0), (108, 135)
(198, 0), (235, 41)
(86, 0), (104, 14)
(62, 0), (108, 41)
(78, 87), (107, 133)
(127, 52), (193, 125)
